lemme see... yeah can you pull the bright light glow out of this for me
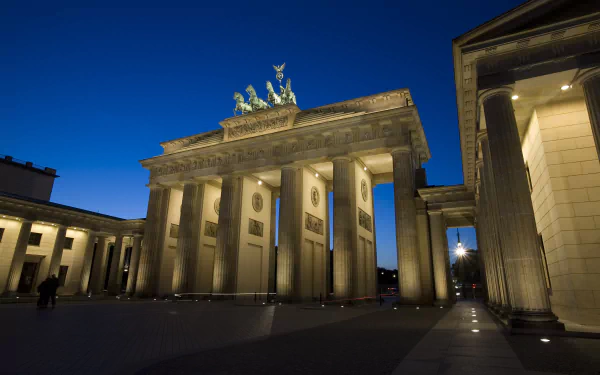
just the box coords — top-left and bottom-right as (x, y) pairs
(472, 329), (480, 333)
(153, 298), (157, 301)
(258, 180), (263, 185)
(341, 305), (344, 308)
(363, 167), (367, 171)
(456, 293), (460, 295)
(472, 314), (476, 317)
(381, 272), (384, 275)
(208, 299), (211, 302)
(561, 85), (571, 91)
(472, 320), (478, 323)
(456, 246), (466, 257)
(262, 302), (265, 305)
(416, 307), (420, 310)
(315, 173), (319, 177)
(278, 302), (282, 306)
(393, 274), (396, 278)
(195, 300), (198, 302)
(16, 296), (19, 299)
(511, 95), (519, 100)
(440, 306), (443, 309)
(541, 338), (550, 343)
(394, 307), (397, 310)
(321, 305), (325, 307)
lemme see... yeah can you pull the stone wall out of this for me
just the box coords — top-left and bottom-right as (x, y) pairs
(522, 98), (600, 325)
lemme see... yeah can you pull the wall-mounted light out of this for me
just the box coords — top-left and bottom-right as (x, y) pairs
(511, 95), (519, 100)
(258, 180), (263, 185)
(363, 166), (367, 171)
(315, 173), (319, 177)
(561, 85), (571, 91)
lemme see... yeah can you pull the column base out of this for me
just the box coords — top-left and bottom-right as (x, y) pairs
(509, 311), (565, 332)
(1, 291), (17, 297)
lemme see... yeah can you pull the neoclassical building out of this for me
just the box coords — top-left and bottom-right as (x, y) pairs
(454, 0), (600, 327)
(1, 0), (599, 330)
(0, 155), (144, 296)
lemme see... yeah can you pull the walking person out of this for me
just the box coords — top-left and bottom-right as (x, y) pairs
(37, 277), (50, 309)
(48, 274), (60, 308)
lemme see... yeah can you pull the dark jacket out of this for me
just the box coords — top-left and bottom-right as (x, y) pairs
(48, 277), (59, 295)
(37, 279), (49, 295)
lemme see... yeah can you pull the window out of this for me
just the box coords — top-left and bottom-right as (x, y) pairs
(170, 224), (179, 239)
(525, 162), (533, 193)
(64, 237), (74, 250)
(58, 266), (68, 287)
(28, 232), (42, 246)
(0, 228), (4, 242)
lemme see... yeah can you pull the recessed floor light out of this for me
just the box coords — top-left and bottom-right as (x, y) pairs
(472, 320), (478, 323)
(472, 329), (480, 333)
(541, 338), (550, 343)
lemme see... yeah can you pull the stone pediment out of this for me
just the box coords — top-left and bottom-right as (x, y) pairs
(219, 103), (301, 142)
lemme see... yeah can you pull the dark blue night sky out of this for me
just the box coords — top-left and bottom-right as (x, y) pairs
(1, 1), (523, 269)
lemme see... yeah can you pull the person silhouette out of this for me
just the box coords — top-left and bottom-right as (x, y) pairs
(48, 274), (60, 308)
(37, 277), (50, 309)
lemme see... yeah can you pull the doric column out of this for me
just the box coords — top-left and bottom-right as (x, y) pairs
(136, 185), (169, 296)
(212, 175), (243, 294)
(173, 182), (204, 294)
(392, 149), (422, 304)
(429, 211), (450, 306)
(107, 235), (124, 295)
(47, 224), (68, 278)
(333, 157), (356, 299)
(325, 183), (332, 297)
(89, 235), (107, 294)
(477, 169), (500, 309)
(481, 88), (560, 328)
(268, 191), (279, 294)
(3, 219), (33, 295)
(479, 138), (511, 314)
(78, 230), (96, 294)
(579, 67), (600, 158)
(277, 167), (302, 299)
(126, 234), (143, 295)
(369, 184), (378, 298)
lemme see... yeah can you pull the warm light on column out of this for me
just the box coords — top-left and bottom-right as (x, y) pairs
(511, 94), (519, 100)
(561, 85), (571, 91)
(315, 173), (319, 177)
(258, 180), (263, 185)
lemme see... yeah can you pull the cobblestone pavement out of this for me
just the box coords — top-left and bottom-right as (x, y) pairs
(2, 300), (599, 374)
(0, 300), (380, 375)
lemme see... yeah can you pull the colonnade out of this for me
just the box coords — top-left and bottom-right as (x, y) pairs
(476, 87), (561, 328)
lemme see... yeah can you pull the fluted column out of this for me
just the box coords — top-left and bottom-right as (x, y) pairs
(268, 191), (279, 294)
(477, 172), (500, 308)
(107, 235), (124, 295)
(47, 224), (68, 278)
(136, 185), (169, 297)
(392, 149), (422, 304)
(481, 88), (559, 327)
(333, 157), (356, 299)
(212, 175), (243, 294)
(173, 182), (204, 294)
(429, 211), (450, 306)
(579, 68), (600, 158)
(325, 185), (332, 297)
(479, 139), (510, 313)
(126, 234), (143, 295)
(277, 167), (302, 299)
(89, 236), (107, 294)
(78, 230), (96, 294)
(3, 220), (33, 295)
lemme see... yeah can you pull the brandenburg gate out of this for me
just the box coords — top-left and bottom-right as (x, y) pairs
(135, 68), (434, 302)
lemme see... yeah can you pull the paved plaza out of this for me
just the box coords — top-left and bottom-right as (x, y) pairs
(1, 300), (599, 375)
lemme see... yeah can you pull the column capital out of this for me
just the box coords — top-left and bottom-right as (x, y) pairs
(478, 86), (513, 104)
(476, 130), (488, 144)
(182, 179), (200, 187)
(427, 210), (443, 217)
(147, 183), (165, 190)
(390, 146), (412, 156)
(576, 66), (600, 85)
(330, 156), (352, 163)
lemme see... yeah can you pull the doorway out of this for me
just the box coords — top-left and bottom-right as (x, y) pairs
(17, 262), (39, 293)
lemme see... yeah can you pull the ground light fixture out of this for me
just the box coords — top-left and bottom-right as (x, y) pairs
(472, 320), (478, 323)
(394, 307), (397, 310)
(472, 314), (476, 317)
(541, 338), (550, 343)
(471, 329), (480, 333)
(416, 307), (420, 310)
(511, 94), (519, 100)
